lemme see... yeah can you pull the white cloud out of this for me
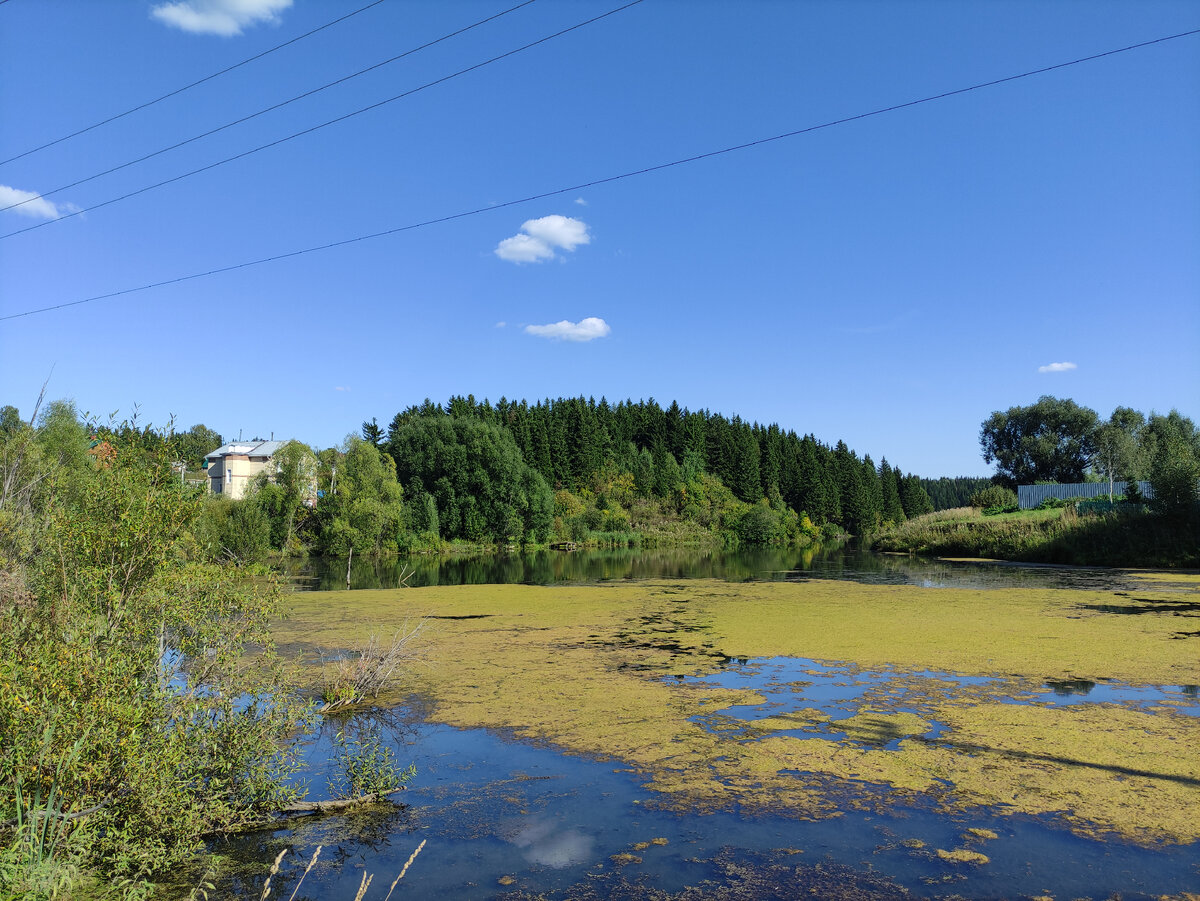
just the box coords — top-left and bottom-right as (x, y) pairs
(494, 215), (591, 263)
(151, 0), (292, 36)
(574, 197), (588, 206)
(494, 233), (556, 264)
(1037, 361), (1077, 373)
(524, 317), (611, 342)
(494, 321), (506, 328)
(334, 386), (350, 392)
(0, 185), (77, 221)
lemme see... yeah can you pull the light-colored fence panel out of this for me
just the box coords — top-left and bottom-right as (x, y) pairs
(1017, 481), (1154, 509)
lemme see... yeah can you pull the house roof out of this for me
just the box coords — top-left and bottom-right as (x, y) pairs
(205, 439), (287, 460)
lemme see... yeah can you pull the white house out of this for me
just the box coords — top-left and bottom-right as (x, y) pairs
(203, 440), (287, 500)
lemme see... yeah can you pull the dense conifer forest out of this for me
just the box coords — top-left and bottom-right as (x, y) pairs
(350, 395), (934, 550)
(919, 476), (996, 511)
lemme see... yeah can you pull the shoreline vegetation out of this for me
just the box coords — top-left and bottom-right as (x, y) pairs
(0, 402), (418, 900)
(871, 504), (1200, 569)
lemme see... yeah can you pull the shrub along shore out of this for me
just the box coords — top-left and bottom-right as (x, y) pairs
(871, 504), (1200, 569)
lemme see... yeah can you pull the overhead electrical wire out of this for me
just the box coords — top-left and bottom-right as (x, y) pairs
(0, 0), (540, 214)
(2, 26), (1197, 323)
(0, 0), (643, 239)
(0, 0), (389, 167)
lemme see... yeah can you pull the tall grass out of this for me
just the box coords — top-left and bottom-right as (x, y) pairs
(873, 506), (1200, 567)
(0, 727), (87, 900)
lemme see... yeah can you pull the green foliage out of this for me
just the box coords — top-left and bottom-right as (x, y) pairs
(249, 440), (317, 554)
(969, 485), (1018, 509)
(1035, 496), (1073, 510)
(980, 396), (1099, 489)
(1146, 414), (1200, 520)
(382, 395), (926, 540)
(193, 495), (271, 562)
(873, 505), (1200, 568)
(386, 417), (552, 544)
(1093, 408), (1145, 490)
(327, 728), (415, 800)
(0, 412), (317, 889)
(982, 503), (1020, 516)
(316, 438), (407, 556)
(919, 476), (994, 511)
(171, 424), (223, 471)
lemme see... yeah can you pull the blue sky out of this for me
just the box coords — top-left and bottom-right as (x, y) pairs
(1, 0), (1197, 477)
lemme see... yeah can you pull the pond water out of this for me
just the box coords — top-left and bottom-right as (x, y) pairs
(210, 710), (1200, 900)
(285, 545), (1166, 593)
(217, 556), (1200, 900)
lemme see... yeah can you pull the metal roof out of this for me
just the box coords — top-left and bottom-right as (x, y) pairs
(205, 439), (288, 460)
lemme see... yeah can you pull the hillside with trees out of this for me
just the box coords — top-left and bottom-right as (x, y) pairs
(196, 395), (935, 558)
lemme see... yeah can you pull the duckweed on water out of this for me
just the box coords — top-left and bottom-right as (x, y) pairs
(274, 578), (1200, 844)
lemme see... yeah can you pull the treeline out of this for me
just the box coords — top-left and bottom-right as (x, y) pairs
(341, 395), (931, 551)
(920, 476), (994, 511)
(5, 396), (936, 557)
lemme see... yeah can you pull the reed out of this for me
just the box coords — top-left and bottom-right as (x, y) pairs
(258, 849), (287, 900)
(287, 845), (322, 901)
(255, 840), (425, 900)
(320, 621), (425, 712)
(382, 840), (426, 901)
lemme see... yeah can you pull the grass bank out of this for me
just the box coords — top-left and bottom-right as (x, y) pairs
(871, 506), (1200, 568)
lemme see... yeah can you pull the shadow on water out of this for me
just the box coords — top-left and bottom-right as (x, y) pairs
(284, 546), (1157, 593)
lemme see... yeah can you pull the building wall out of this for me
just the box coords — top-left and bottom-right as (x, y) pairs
(208, 454), (274, 500)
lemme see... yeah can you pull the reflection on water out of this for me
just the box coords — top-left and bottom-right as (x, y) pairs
(508, 816), (595, 868)
(285, 546), (1152, 592)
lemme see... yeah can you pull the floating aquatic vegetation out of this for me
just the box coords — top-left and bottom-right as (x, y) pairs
(274, 578), (1200, 844)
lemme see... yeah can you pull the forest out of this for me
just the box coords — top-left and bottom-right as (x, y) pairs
(192, 395), (937, 559)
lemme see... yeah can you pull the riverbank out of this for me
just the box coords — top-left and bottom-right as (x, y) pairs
(870, 506), (1200, 568)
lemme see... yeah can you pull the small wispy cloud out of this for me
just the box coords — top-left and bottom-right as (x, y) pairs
(494, 321), (506, 329)
(524, 317), (611, 342)
(151, 0), (292, 36)
(0, 185), (78, 221)
(495, 215), (591, 264)
(574, 197), (588, 206)
(1038, 361), (1077, 373)
(334, 386), (350, 392)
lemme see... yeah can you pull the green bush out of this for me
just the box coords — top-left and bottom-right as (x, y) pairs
(969, 485), (1018, 509)
(1035, 496), (1072, 510)
(327, 728), (415, 799)
(1, 427), (316, 890)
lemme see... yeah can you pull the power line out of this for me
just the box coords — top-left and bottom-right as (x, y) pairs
(0, 0), (388, 168)
(3, 26), (1197, 323)
(0, 0), (539, 214)
(0, 0), (644, 239)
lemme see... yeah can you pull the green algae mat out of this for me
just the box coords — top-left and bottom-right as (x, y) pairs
(274, 578), (1200, 845)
